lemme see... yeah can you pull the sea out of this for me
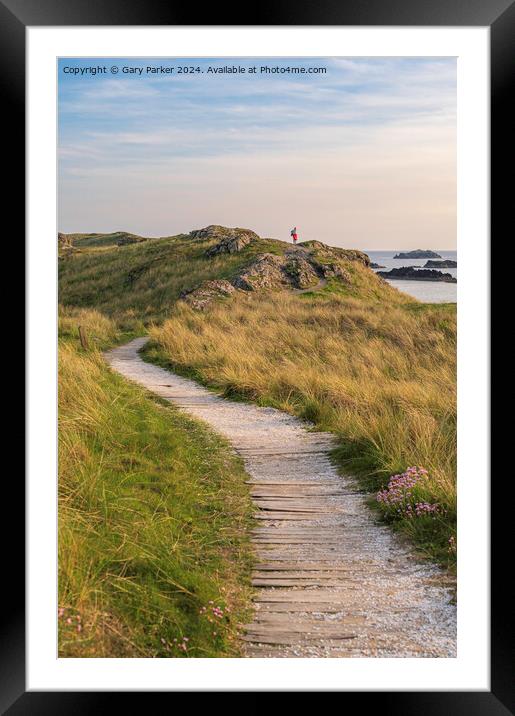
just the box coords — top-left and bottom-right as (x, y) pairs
(365, 250), (457, 303)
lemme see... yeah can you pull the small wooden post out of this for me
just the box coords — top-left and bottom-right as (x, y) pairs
(78, 325), (89, 350)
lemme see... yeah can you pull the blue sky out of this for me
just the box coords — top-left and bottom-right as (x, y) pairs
(58, 57), (456, 249)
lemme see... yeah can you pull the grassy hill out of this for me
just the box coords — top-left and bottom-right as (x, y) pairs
(59, 230), (151, 249)
(58, 225), (457, 657)
(59, 226), (406, 325)
(59, 232), (252, 323)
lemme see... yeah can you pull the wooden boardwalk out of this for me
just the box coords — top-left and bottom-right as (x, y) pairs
(106, 338), (456, 658)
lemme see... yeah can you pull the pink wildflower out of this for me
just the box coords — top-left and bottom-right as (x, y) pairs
(376, 467), (441, 519)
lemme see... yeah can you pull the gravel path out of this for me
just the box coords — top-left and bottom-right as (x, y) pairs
(106, 337), (457, 658)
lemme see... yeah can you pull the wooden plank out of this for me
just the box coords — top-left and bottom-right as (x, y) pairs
(252, 535), (341, 540)
(242, 622), (359, 636)
(254, 498), (337, 506)
(250, 486), (342, 491)
(253, 570), (348, 577)
(254, 513), (334, 520)
(252, 531), (342, 537)
(254, 498), (336, 502)
(250, 482), (339, 487)
(252, 528), (341, 533)
(238, 450), (333, 457)
(253, 603), (346, 613)
(255, 504), (335, 513)
(245, 481), (342, 486)
(255, 563), (347, 571)
(250, 491), (345, 498)
(253, 575), (348, 582)
(252, 570), (346, 577)
(252, 579), (346, 587)
(253, 590), (360, 603)
(252, 613), (367, 625)
(241, 633), (357, 645)
(252, 538), (341, 543)
(252, 536), (342, 541)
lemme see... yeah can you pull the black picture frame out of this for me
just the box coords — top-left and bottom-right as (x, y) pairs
(7, 0), (507, 711)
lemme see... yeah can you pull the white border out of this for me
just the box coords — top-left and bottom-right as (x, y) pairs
(27, 27), (489, 691)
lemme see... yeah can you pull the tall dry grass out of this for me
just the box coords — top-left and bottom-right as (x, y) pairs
(58, 310), (253, 657)
(148, 291), (457, 566)
(58, 306), (118, 348)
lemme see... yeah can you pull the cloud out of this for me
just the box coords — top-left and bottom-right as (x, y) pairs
(58, 57), (456, 249)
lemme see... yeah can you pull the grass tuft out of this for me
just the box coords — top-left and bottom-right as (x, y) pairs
(58, 309), (253, 657)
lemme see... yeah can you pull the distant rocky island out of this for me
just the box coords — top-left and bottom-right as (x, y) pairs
(394, 249), (442, 259)
(377, 266), (456, 283)
(370, 262), (386, 269)
(424, 259), (457, 268)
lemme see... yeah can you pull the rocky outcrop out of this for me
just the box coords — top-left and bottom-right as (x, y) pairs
(206, 234), (254, 255)
(424, 259), (457, 268)
(232, 254), (290, 291)
(180, 228), (365, 309)
(232, 249), (352, 293)
(300, 241), (370, 267)
(283, 255), (320, 288)
(180, 245), (357, 309)
(317, 261), (351, 283)
(189, 225), (260, 255)
(394, 249), (442, 259)
(370, 262), (386, 269)
(377, 267), (456, 283)
(181, 280), (236, 311)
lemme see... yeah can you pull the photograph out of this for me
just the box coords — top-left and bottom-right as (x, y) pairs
(57, 55), (458, 659)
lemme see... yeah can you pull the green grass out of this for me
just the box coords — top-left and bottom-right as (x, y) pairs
(58, 310), (254, 657)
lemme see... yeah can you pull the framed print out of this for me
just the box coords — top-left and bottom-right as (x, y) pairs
(6, 0), (509, 709)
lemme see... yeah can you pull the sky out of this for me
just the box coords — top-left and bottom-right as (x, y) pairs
(58, 57), (456, 250)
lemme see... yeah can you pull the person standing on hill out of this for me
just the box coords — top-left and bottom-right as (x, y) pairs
(290, 227), (298, 244)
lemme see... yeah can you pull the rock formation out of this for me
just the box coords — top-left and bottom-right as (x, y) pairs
(393, 249), (442, 259)
(377, 267), (456, 283)
(181, 280), (236, 311)
(189, 225), (260, 255)
(179, 227), (368, 309)
(300, 241), (370, 267)
(283, 255), (321, 288)
(232, 254), (290, 291)
(424, 259), (457, 268)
